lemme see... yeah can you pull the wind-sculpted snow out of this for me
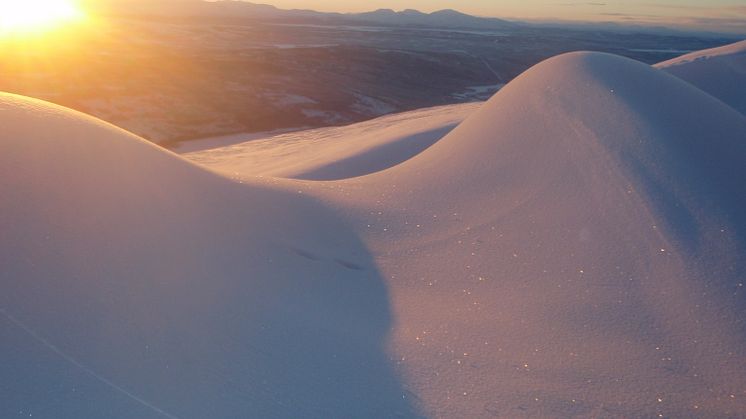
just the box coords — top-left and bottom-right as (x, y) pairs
(316, 51), (746, 417)
(368, 51), (746, 246)
(657, 40), (746, 115)
(186, 103), (479, 180)
(0, 94), (417, 418)
(2, 49), (746, 418)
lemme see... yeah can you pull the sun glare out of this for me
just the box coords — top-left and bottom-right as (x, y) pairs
(0, 0), (83, 34)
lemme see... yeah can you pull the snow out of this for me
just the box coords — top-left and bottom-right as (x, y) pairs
(171, 128), (304, 154)
(351, 93), (397, 116)
(186, 103), (479, 180)
(2, 46), (746, 418)
(656, 39), (746, 115)
(269, 93), (318, 107)
(451, 83), (505, 100)
(300, 108), (346, 124)
(0, 93), (415, 418)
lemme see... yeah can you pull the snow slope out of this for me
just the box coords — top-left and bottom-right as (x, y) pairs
(657, 40), (746, 115)
(186, 103), (479, 180)
(2, 50), (746, 418)
(318, 51), (746, 417)
(0, 94), (416, 418)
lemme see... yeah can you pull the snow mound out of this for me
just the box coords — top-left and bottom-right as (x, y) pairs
(323, 52), (746, 417)
(379, 51), (746, 224)
(656, 40), (746, 115)
(0, 93), (416, 418)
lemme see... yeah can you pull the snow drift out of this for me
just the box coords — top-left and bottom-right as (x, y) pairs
(312, 51), (746, 417)
(186, 103), (479, 180)
(657, 40), (746, 115)
(0, 94), (416, 418)
(2, 48), (746, 418)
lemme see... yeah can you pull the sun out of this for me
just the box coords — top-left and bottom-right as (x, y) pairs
(0, 0), (83, 34)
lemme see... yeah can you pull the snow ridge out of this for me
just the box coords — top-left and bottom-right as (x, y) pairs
(657, 39), (746, 115)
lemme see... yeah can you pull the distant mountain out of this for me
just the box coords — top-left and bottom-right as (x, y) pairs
(350, 8), (515, 29)
(89, 0), (336, 20)
(200, 1), (337, 20)
(93, 0), (516, 30)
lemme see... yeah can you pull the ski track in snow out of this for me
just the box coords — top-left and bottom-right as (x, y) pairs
(0, 307), (180, 419)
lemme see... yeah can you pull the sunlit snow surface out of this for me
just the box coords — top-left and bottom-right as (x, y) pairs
(2, 43), (746, 418)
(185, 103), (480, 180)
(657, 40), (746, 115)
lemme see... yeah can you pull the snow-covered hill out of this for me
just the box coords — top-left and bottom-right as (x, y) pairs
(657, 40), (746, 115)
(0, 93), (415, 418)
(2, 46), (746, 418)
(316, 50), (746, 418)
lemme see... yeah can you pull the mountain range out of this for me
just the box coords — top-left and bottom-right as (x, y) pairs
(91, 0), (517, 30)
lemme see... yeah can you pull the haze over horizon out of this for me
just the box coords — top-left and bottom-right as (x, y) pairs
(86, 0), (746, 34)
(219, 0), (746, 33)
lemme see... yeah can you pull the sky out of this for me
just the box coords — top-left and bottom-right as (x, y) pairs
(256, 0), (746, 32)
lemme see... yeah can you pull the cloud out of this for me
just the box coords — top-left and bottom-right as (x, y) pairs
(643, 3), (746, 18)
(576, 3), (746, 34)
(602, 13), (746, 34)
